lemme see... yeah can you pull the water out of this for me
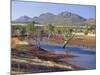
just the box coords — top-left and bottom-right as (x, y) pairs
(39, 43), (96, 69)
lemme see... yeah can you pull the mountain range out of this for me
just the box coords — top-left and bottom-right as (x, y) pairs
(13, 11), (95, 25)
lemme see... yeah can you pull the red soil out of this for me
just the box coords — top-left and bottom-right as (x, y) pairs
(45, 37), (96, 48)
(28, 46), (77, 60)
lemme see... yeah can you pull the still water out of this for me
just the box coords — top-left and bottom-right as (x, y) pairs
(39, 43), (96, 69)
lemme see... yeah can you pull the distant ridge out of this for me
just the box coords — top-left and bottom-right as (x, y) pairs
(13, 11), (95, 25)
(15, 16), (31, 23)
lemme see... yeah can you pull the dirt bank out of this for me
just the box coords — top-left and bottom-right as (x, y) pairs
(45, 37), (96, 48)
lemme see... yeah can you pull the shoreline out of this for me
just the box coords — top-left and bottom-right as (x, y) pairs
(39, 41), (96, 50)
(11, 45), (83, 74)
(40, 36), (96, 48)
(11, 36), (96, 74)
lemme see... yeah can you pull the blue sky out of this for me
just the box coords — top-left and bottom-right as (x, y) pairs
(12, 1), (96, 20)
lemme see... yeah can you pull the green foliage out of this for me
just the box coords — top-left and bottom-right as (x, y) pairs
(23, 22), (37, 35)
(27, 23), (34, 31)
(88, 25), (96, 31)
(12, 22), (96, 38)
(47, 24), (55, 32)
(20, 26), (27, 36)
(16, 45), (27, 51)
(84, 30), (88, 35)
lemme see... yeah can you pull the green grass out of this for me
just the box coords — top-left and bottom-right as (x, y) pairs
(16, 45), (28, 51)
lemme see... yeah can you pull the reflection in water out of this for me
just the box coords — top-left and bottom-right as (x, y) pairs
(40, 44), (96, 69)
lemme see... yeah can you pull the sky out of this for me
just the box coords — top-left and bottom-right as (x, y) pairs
(12, 0), (96, 20)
